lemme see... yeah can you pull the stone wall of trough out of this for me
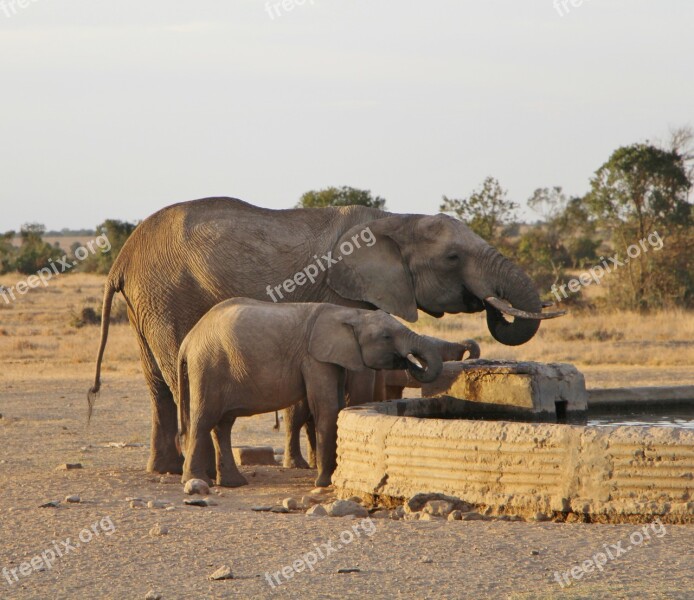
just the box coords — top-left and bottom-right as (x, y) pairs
(332, 402), (694, 523)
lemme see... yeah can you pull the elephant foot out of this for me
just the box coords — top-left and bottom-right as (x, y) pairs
(147, 451), (184, 475)
(283, 455), (311, 469)
(217, 473), (248, 488)
(314, 472), (333, 487)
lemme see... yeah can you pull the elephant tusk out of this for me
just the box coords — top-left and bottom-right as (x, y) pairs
(485, 296), (566, 320)
(406, 353), (425, 370)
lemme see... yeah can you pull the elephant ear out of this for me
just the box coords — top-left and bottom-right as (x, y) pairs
(327, 217), (419, 322)
(308, 308), (366, 372)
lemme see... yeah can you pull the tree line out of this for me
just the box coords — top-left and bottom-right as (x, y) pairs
(2, 130), (691, 310)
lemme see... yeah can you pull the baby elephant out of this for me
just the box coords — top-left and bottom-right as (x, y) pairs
(177, 298), (443, 488)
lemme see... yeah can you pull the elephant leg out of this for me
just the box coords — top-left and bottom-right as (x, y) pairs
(283, 401), (311, 469)
(344, 369), (376, 406)
(306, 364), (343, 487)
(182, 415), (216, 486)
(211, 417), (247, 488)
(135, 332), (184, 475)
(304, 418), (317, 469)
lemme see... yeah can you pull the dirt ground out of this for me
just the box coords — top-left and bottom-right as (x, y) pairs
(1, 274), (693, 599)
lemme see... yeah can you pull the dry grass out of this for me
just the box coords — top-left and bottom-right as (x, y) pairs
(0, 272), (692, 388)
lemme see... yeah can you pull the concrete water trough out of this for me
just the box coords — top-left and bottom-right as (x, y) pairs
(332, 361), (694, 523)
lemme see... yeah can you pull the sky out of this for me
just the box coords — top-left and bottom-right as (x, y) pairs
(1, 0), (692, 231)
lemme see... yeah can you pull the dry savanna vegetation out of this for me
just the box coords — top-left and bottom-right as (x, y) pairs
(1, 271), (692, 389)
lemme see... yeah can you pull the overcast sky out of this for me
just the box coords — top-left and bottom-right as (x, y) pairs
(1, 0), (692, 231)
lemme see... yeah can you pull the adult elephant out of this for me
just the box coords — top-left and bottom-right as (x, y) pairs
(88, 197), (563, 474)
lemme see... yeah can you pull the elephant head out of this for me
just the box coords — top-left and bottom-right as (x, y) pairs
(308, 307), (443, 383)
(328, 214), (564, 346)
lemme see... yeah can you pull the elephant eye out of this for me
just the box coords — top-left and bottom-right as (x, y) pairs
(446, 253), (459, 262)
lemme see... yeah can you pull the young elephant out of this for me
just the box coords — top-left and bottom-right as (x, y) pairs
(177, 298), (443, 488)
(284, 337), (481, 469)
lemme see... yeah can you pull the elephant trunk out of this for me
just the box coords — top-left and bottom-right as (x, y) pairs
(472, 247), (564, 347)
(397, 333), (443, 384)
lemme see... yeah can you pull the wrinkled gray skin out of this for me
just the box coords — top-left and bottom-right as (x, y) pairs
(88, 197), (559, 475)
(284, 337), (481, 469)
(177, 299), (442, 487)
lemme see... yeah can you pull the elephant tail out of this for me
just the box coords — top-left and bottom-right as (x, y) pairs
(273, 411), (280, 431)
(87, 277), (119, 422)
(176, 355), (190, 456)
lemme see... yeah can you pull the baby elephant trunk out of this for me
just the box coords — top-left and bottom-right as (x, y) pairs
(398, 336), (443, 384)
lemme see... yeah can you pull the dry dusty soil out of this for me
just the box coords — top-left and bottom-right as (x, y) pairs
(0, 274), (693, 599)
(1, 374), (693, 600)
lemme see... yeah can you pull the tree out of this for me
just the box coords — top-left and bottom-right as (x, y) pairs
(13, 223), (63, 275)
(0, 231), (15, 274)
(80, 219), (138, 274)
(297, 186), (386, 210)
(585, 143), (692, 309)
(440, 176), (518, 243)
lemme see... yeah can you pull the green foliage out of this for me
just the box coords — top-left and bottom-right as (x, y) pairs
(297, 186), (386, 210)
(440, 177), (518, 243)
(0, 231), (15, 274)
(13, 223), (63, 275)
(585, 143), (693, 309)
(80, 219), (137, 274)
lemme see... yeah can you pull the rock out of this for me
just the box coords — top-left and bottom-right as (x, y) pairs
(270, 506), (288, 514)
(448, 510), (463, 521)
(533, 512), (551, 522)
(209, 565), (234, 581)
(145, 591), (162, 600)
(232, 445), (276, 465)
(56, 463), (82, 471)
(337, 568), (360, 574)
(149, 524), (169, 536)
(126, 497), (143, 502)
(130, 500), (146, 508)
(405, 493), (469, 514)
(309, 486), (333, 495)
(251, 506), (273, 512)
(39, 501), (60, 508)
(370, 509), (391, 519)
(184, 479), (210, 496)
(461, 512), (488, 521)
(421, 557), (433, 564)
(347, 496), (363, 504)
(273, 447), (284, 455)
(301, 495), (320, 506)
(403, 512), (421, 521)
(422, 500), (453, 517)
(282, 497), (299, 510)
(392, 506), (405, 520)
(165, 506), (175, 511)
(147, 500), (170, 509)
(306, 504), (328, 517)
(419, 512), (441, 521)
(530, 549), (540, 556)
(184, 498), (215, 507)
(326, 500), (368, 518)
(65, 495), (81, 503)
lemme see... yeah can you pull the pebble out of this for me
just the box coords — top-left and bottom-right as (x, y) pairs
(301, 495), (320, 506)
(461, 512), (488, 521)
(165, 506), (175, 511)
(421, 557), (433, 564)
(39, 500), (60, 508)
(148, 500), (170, 509)
(149, 524), (169, 536)
(370, 509), (391, 519)
(306, 504), (328, 517)
(251, 506), (273, 512)
(184, 479), (210, 496)
(209, 565), (234, 581)
(55, 463), (82, 471)
(422, 500), (454, 517)
(65, 495), (81, 503)
(326, 500), (368, 518)
(130, 500), (146, 508)
(337, 568), (360, 574)
(183, 498), (216, 507)
(270, 506), (289, 514)
(448, 510), (463, 521)
(534, 512), (551, 522)
(144, 591), (162, 600)
(530, 549), (540, 556)
(282, 497), (299, 510)
(403, 512), (421, 521)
